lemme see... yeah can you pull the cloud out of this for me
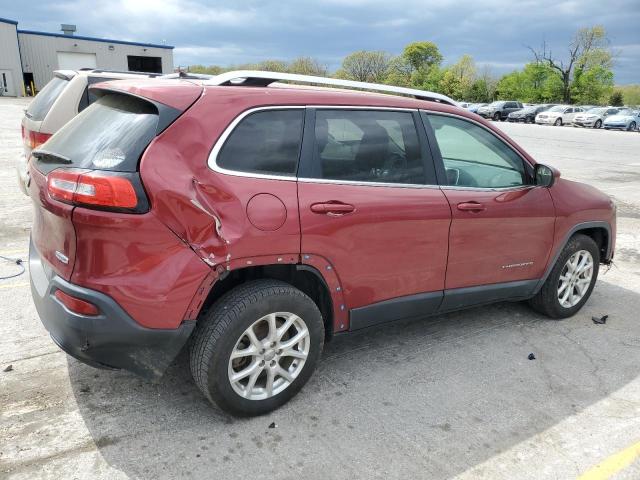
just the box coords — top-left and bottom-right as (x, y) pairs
(4, 0), (640, 83)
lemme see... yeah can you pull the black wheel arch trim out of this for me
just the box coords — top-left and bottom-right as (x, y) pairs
(533, 220), (612, 294)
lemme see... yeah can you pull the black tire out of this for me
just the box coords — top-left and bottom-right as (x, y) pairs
(190, 279), (324, 416)
(594, 119), (602, 129)
(554, 118), (562, 126)
(493, 112), (500, 121)
(528, 234), (600, 319)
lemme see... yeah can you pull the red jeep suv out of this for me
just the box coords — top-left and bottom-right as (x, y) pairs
(29, 71), (616, 416)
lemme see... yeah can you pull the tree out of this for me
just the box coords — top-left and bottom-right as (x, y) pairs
(188, 64), (225, 75)
(572, 65), (613, 104)
(340, 51), (391, 83)
(617, 85), (640, 106)
(384, 55), (414, 87)
(609, 90), (624, 106)
(403, 41), (443, 71)
(447, 54), (476, 99)
(257, 60), (288, 72)
(529, 26), (613, 103)
(288, 57), (327, 76)
(496, 70), (526, 100)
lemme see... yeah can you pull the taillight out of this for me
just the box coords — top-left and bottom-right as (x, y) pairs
(55, 290), (99, 316)
(47, 168), (148, 213)
(22, 126), (52, 149)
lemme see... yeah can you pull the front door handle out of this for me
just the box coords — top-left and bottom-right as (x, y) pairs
(457, 201), (486, 212)
(310, 202), (355, 215)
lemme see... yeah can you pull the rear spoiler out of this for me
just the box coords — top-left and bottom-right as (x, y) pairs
(53, 70), (77, 81)
(89, 80), (202, 134)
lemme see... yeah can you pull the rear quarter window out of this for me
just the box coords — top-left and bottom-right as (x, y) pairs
(34, 93), (158, 175)
(216, 109), (304, 176)
(25, 77), (70, 121)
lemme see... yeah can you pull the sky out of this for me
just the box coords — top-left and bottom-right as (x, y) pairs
(3, 0), (639, 84)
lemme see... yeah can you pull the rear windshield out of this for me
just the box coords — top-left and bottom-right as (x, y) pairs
(25, 77), (70, 121)
(34, 93), (158, 175)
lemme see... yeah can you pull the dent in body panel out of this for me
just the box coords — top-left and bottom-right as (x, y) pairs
(138, 97), (348, 327)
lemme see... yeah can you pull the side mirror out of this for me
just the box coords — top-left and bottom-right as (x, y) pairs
(535, 164), (558, 187)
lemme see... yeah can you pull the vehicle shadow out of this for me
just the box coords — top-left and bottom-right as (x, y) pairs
(68, 277), (640, 479)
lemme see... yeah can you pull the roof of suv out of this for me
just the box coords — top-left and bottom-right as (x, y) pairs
(93, 77), (465, 116)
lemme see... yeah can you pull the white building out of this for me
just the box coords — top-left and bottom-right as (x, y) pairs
(0, 18), (23, 97)
(0, 18), (174, 96)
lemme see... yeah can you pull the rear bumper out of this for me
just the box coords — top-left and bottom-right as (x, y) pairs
(29, 237), (195, 379)
(535, 117), (556, 124)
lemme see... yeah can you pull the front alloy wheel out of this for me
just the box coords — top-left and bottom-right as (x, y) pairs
(528, 234), (600, 319)
(228, 312), (310, 400)
(557, 250), (594, 308)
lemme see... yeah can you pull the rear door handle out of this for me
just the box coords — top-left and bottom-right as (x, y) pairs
(457, 201), (486, 212)
(310, 202), (355, 215)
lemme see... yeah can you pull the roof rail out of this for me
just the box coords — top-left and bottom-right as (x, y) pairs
(205, 70), (457, 106)
(159, 72), (215, 80)
(77, 68), (163, 77)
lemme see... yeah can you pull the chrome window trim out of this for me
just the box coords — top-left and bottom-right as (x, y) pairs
(310, 105), (417, 112)
(297, 177), (440, 190)
(420, 109), (537, 191)
(209, 105), (432, 187)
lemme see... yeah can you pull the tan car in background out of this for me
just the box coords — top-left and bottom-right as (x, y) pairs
(17, 69), (162, 195)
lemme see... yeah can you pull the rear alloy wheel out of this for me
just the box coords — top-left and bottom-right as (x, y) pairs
(628, 121), (636, 132)
(594, 119), (602, 129)
(528, 234), (600, 319)
(228, 312), (310, 401)
(190, 279), (324, 416)
(554, 118), (562, 126)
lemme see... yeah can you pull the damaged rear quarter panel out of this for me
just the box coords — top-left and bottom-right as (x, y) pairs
(71, 207), (211, 329)
(138, 90), (302, 305)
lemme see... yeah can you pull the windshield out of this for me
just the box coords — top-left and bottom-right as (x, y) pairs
(488, 101), (504, 107)
(25, 76), (70, 121)
(587, 108), (606, 115)
(548, 106), (566, 112)
(34, 93), (158, 175)
(614, 109), (631, 115)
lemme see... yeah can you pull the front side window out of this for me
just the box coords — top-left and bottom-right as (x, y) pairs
(310, 110), (426, 184)
(217, 109), (303, 176)
(427, 114), (528, 188)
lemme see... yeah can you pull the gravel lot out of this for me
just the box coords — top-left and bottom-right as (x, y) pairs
(1, 96), (639, 479)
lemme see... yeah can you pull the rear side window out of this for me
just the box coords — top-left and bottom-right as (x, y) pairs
(34, 93), (158, 175)
(25, 76), (69, 121)
(217, 109), (303, 176)
(310, 110), (426, 185)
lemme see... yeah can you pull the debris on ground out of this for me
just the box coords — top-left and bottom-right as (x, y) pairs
(0, 255), (25, 280)
(268, 422), (277, 429)
(3, 364), (13, 372)
(592, 315), (608, 325)
(528, 353), (536, 360)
